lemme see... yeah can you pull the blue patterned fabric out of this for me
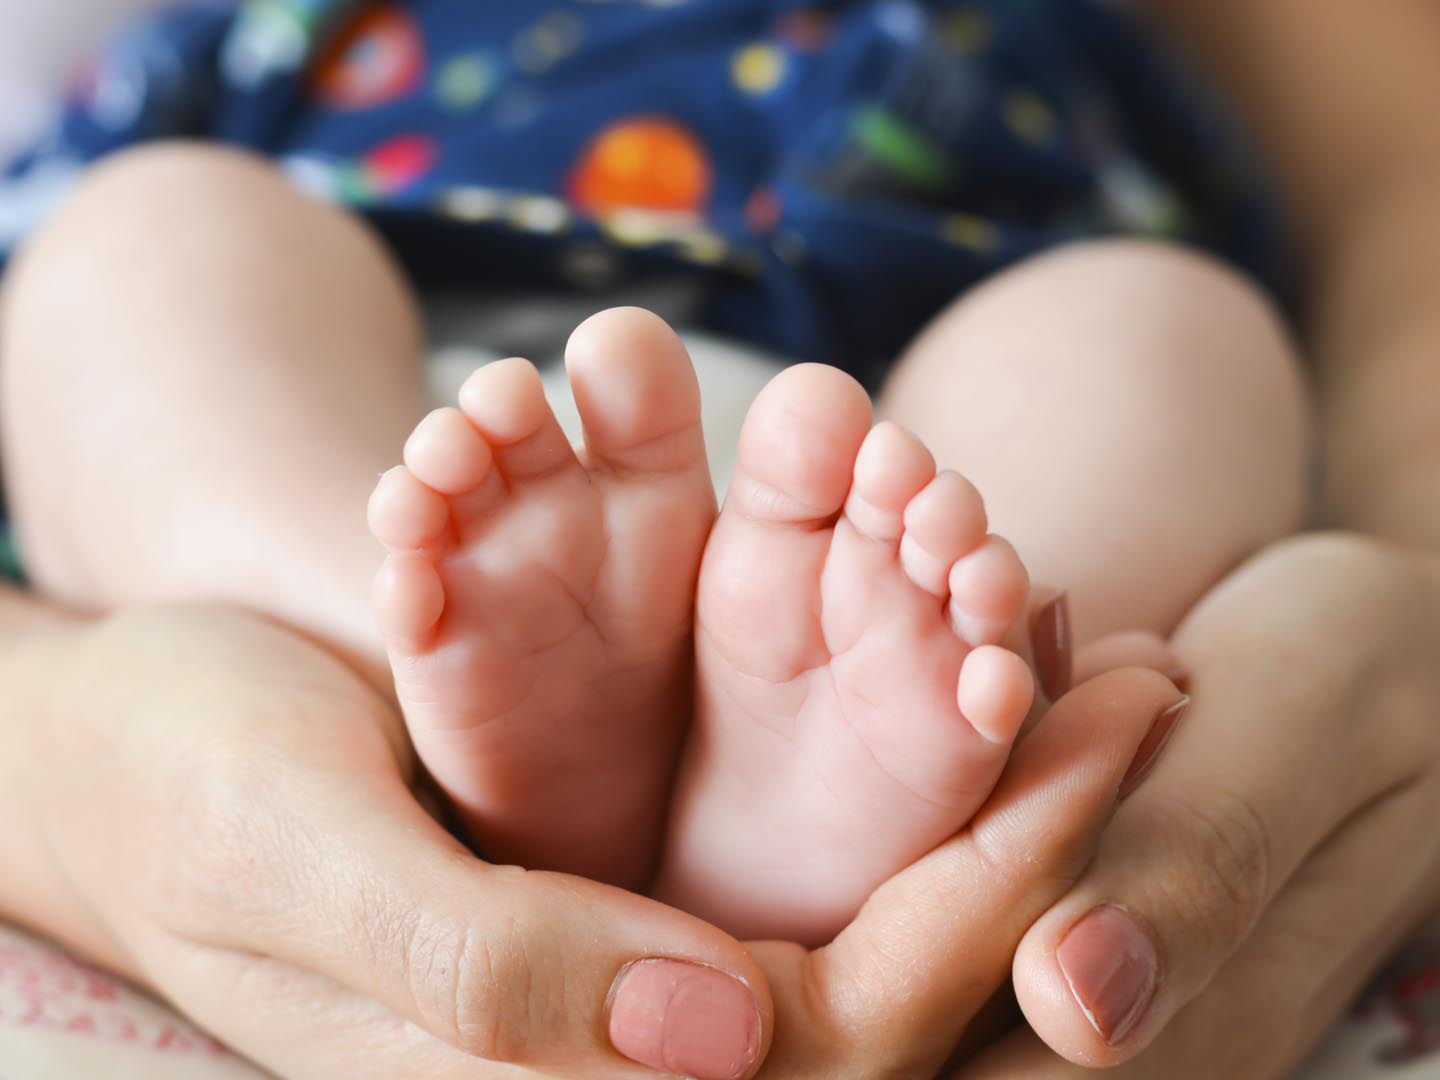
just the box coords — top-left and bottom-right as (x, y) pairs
(0, 0), (1283, 373)
(0, 0), (1286, 576)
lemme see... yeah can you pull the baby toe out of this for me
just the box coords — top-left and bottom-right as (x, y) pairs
(957, 644), (1035, 745)
(372, 551), (446, 651)
(459, 357), (580, 481)
(899, 470), (988, 596)
(368, 466), (451, 551)
(845, 422), (935, 543)
(948, 534), (1030, 645)
(403, 407), (495, 496)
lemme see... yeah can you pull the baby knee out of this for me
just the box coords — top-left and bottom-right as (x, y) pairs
(27, 142), (285, 254)
(943, 238), (1312, 469)
(1036, 239), (1307, 417)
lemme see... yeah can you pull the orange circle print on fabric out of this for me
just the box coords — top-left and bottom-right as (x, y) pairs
(312, 5), (426, 111)
(567, 117), (713, 215)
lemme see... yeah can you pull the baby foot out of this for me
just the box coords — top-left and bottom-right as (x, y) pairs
(655, 364), (1034, 944)
(367, 308), (715, 889)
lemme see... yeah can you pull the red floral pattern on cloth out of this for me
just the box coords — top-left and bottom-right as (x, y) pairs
(0, 925), (268, 1079)
(5, 918), (1440, 1077)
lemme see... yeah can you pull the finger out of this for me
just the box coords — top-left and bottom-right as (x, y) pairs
(770, 669), (1187, 1077)
(1010, 648), (1429, 1067)
(959, 773), (1440, 1080)
(182, 762), (772, 1080)
(1135, 773), (1440, 1080)
(1074, 630), (1185, 687)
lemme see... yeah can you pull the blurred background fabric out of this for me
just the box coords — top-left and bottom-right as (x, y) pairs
(0, 0), (184, 160)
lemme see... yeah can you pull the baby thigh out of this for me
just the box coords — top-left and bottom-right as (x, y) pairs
(0, 143), (425, 675)
(878, 239), (1313, 644)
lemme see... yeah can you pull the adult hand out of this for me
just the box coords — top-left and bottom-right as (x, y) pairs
(953, 533), (1440, 1078)
(0, 592), (1189, 1080)
(0, 603), (774, 1080)
(743, 654), (1189, 1077)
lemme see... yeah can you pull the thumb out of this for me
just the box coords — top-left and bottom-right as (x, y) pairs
(191, 764), (771, 1080)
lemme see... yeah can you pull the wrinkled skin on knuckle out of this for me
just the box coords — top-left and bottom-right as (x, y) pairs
(390, 906), (500, 1058)
(453, 917), (533, 1062)
(411, 870), (560, 1065)
(334, 869), (538, 1065)
(1155, 792), (1272, 963)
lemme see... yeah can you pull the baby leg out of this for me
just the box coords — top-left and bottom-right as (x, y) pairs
(881, 240), (1313, 645)
(657, 240), (1311, 944)
(1, 143), (425, 684)
(1, 146), (711, 886)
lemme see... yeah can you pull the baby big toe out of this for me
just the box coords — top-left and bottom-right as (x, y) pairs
(566, 307), (707, 476)
(728, 363), (873, 526)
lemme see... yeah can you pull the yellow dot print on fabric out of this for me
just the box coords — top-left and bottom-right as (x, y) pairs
(601, 210), (673, 247)
(732, 43), (788, 95)
(513, 11), (583, 73)
(507, 195), (573, 234)
(675, 229), (730, 265)
(942, 213), (1000, 254)
(437, 186), (504, 223)
(942, 9), (991, 55)
(1004, 90), (1058, 145)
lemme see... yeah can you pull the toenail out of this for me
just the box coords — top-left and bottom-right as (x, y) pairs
(1056, 905), (1159, 1046)
(608, 959), (761, 1080)
(1030, 591), (1072, 700)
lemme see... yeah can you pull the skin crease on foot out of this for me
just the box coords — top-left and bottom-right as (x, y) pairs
(373, 307), (1036, 946)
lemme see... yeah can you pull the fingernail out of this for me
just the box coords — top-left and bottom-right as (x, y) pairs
(1031, 591), (1072, 700)
(608, 959), (761, 1080)
(1056, 905), (1159, 1045)
(1119, 696), (1189, 800)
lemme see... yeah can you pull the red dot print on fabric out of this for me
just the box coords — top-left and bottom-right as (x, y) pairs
(362, 134), (438, 195)
(567, 118), (713, 215)
(776, 9), (834, 51)
(312, 5), (426, 111)
(744, 188), (782, 233)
